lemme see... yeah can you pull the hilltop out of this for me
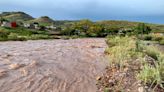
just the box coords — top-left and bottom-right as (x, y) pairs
(28, 16), (55, 26)
(0, 12), (34, 21)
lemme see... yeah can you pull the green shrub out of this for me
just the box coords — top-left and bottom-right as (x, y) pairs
(28, 34), (51, 40)
(137, 40), (164, 89)
(159, 40), (164, 45)
(8, 33), (27, 41)
(152, 36), (163, 42)
(137, 54), (164, 89)
(0, 30), (10, 38)
(144, 35), (152, 40)
(145, 46), (160, 60)
(105, 36), (137, 69)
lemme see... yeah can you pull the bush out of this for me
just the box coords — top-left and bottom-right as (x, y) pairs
(136, 40), (160, 60)
(145, 46), (160, 60)
(152, 36), (163, 42)
(105, 36), (137, 69)
(144, 35), (152, 40)
(137, 40), (164, 89)
(28, 34), (51, 40)
(159, 40), (164, 45)
(137, 35), (152, 41)
(0, 30), (10, 38)
(137, 54), (164, 88)
(0, 27), (53, 41)
(8, 33), (27, 41)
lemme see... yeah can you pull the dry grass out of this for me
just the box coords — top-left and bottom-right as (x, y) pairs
(136, 41), (164, 91)
(105, 36), (137, 70)
(101, 36), (164, 91)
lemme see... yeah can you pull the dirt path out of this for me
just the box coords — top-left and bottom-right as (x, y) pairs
(0, 38), (107, 92)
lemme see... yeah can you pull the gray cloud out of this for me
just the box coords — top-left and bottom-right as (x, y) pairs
(0, 0), (164, 24)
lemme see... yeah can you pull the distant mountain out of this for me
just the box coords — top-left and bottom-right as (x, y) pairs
(0, 11), (34, 21)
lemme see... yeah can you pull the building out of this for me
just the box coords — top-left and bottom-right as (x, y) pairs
(23, 23), (31, 28)
(1, 21), (17, 28)
(33, 22), (39, 29)
(46, 25), (56, 29)
(11, 22), (17, 28)
(1, 21), (11, 27)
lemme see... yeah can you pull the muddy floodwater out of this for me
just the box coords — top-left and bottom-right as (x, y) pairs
(0, 38), (107, 92)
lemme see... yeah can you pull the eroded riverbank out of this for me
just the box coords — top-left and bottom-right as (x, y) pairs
(0, 38), (107, 92)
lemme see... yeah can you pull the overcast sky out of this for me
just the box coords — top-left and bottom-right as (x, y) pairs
(0, 0), (164, 24)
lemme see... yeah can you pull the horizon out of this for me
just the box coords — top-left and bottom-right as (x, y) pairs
(0, 0), (164, 24)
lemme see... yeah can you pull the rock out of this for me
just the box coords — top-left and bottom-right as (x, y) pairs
(108, 80), (114, 83)
(96, 76), (101, 81)
(20, 68), (28, 76)
(138, 87), (144, 92)
(127, 89), (130, 92)
(145, 86), (148, 89)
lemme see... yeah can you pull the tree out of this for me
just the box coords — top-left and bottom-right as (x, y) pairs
(136, 23), (151, 35)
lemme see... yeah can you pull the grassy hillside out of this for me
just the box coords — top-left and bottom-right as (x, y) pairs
(0, 12), (34, 22)
(27, 16), (54, 26)
(97, 20), (164, 32)
(0, 11), (164, 32)
(0, 27), (53, 41)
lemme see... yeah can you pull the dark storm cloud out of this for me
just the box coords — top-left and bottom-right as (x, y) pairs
(0, 0), (164, 24)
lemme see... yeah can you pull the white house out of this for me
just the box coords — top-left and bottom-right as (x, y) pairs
(1, 21), (11, 27)
(46, 25), (56, 29)
(23, 23), (31, 28)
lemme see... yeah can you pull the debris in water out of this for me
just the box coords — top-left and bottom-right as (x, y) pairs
(0, 69), (7, 77)
(9, 63), (24, 70)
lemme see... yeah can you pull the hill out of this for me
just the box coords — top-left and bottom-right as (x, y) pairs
(97, 20), (164, 32)
(28, 16), (54, 26)
(0, 11), (34, 22)
(0, 11), (164, 32)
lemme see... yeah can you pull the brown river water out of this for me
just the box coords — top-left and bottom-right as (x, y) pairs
(0, 38), (107, 92)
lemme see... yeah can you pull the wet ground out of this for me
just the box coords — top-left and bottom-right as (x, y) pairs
(0, 38), (107, 92)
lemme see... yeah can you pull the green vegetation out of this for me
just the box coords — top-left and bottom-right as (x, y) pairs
(27, 16), (54, 26)
(61, 19), (135, 37)
(160, 40), (164, 45)
(0, 27), (53, 41)
(104, 36), (164, 91)
(0, 12), (34, 22)
(137, 34), (164, 45)
(105, 36), (137, 69)
(136, 23), (152, 35)
(1, 11), (164, 40)
(0, 11), (164, 91)
(136, 40), (164, 90)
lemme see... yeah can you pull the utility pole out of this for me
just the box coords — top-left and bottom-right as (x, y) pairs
(0, 14), (2, 25)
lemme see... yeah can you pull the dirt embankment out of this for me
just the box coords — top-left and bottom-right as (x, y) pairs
(0, 38), (107, 92)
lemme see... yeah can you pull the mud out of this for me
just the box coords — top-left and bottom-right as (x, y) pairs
(0, 38), (107, 92)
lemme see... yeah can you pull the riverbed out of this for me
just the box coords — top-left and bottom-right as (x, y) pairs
(0, 38), (107, 92)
